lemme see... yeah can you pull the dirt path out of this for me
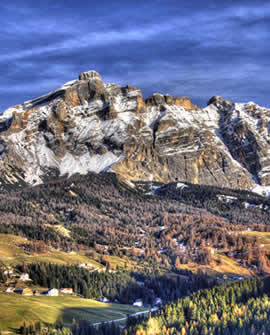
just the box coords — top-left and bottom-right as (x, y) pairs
(91, 307), (159, 327)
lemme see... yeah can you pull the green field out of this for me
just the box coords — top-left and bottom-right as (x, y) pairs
(0, 234), (102, 267)
(0, 293), (146, 331)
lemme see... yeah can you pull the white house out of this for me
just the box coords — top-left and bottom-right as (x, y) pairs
(60, 288), (73, 294)
(133, 299), (143, 307)
(4, 269), (13, 275)
(79, 263), (94, 268)
(19, 273), (30, 281)
(100, 296), (110, 303)
(47, 289), (59, 296)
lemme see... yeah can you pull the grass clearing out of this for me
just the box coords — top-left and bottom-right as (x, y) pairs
(0, 293), (146, 331)
(242, 231), (270, 251)
(0, 235), (31, 258)
(46, 224), (71, 238)
(104, 255), (129, 269)
(211, 253), (250, 276)
(176, 252), (251, 277)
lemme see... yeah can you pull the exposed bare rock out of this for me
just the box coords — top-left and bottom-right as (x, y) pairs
(0, 70), (269, 192)
(78, 70), (102, 81)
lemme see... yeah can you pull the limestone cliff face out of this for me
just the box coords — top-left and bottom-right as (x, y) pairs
(209, 96), (270, 186)
(0, 70), (269, 192)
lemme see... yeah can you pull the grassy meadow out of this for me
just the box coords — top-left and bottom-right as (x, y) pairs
(0, 293), (146, 331)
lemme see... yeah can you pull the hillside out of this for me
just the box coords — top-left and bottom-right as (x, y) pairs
(0, 172), (269, 278)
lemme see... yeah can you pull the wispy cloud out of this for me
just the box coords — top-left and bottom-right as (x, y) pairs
(1, 20), (180, 64)
(0, 1), (269, 111)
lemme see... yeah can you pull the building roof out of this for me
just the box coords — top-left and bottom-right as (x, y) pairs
(14, 288), (33, 295)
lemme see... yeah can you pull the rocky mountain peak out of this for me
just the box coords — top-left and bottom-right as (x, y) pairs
(0, 70), (270, 195)
(78, 70), (103, 81)
(144, 93), (198, 110)
(207, 96), (233, 111)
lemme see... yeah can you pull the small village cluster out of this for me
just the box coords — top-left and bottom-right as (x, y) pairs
(2, 270), (73, 296)
(4, 287), (73, 296)
(2, 268), (163, 308)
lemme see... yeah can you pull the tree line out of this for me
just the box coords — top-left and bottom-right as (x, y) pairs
(16, 263), (215, 305)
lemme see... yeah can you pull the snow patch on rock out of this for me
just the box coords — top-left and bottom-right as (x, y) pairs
(251, 185), (270, 197)
(59, 152), (122, 177)
(176, 182), (188, 190)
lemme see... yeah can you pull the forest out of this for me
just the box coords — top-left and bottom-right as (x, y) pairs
(0, 172), (270, 274)
(125, 277), (270, 334)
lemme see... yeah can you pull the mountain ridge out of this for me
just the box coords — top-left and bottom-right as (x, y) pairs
(0, 70), (269, 193)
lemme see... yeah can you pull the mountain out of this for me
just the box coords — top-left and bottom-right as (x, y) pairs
(0, 70), (270, 193)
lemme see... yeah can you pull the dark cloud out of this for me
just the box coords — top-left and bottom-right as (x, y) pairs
(0, 1), (269, 111)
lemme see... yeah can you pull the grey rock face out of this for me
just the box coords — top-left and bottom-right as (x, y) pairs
(0, 70), (269, 193)
(78, 70), (102, 81)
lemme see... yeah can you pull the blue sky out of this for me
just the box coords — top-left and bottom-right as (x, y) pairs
(1, 0), (269, 112)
